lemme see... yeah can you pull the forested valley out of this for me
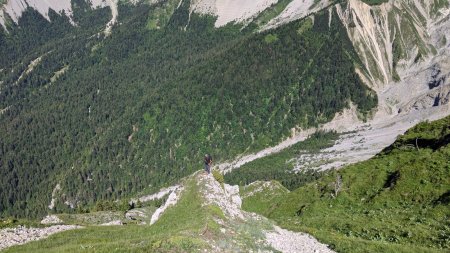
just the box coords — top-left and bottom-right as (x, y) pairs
(0, 0), (377, 218)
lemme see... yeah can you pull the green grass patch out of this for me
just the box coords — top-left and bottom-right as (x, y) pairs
(264, 33), (279, 44)
(212, 170), (225, 187)
(207, 204), (226, 220)
(241, 181), (289, 214)
(57, 211), (125, 226)
(244, 116), (450, 252)
(146, 0), (180, 30)
(297, 17), (313, 35)
(0, 218), (44, 229)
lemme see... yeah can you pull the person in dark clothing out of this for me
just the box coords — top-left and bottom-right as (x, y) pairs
(204, 154), (213, 174)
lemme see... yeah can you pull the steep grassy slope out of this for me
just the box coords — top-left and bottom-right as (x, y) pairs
(240, 180), (290, 214)
(0, 1), (376, 218)
(243, 116), (450, 252)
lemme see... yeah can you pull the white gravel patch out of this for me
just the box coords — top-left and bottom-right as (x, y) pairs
(224, 184), (242, 208)
(263, 0), (330, 30)
(266, 225), (335, 253)
(14, 55), (43, 86)
(48, 183), (61, 210)
(0, 225), (82, 251)
(150, 186), (184, 225)
(292, 105), (450, 172)
(40, 215), (63, 225)
(131, 185), (181, 204)
(191, 0), (279, 27)
(125, 209), (146, 220)
(100, 220), (123, 226)
(104, 0), (118, 36)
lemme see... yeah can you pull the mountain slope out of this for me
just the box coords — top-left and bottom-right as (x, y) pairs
(0, 0), (377, 218)
(218, 0), (450, 174)
(2, 114), (448, 252)
(0, 0), (449, 227)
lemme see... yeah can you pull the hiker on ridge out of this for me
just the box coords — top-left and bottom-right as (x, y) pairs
(204, 154), (213, 174)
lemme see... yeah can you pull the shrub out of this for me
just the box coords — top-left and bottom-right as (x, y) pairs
(212, 170), (225, 187)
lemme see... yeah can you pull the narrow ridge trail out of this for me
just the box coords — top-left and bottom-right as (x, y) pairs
(195, 173), (335, 253)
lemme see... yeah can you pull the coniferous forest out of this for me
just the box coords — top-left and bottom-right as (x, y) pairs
(0, 0), (377, 218)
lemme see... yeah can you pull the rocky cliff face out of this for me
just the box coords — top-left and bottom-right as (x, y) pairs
(2, 0), (448, 85)
(0, 0), (112, 29)
(336, 0), (450, 113)
(337, 0), (437, 86)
